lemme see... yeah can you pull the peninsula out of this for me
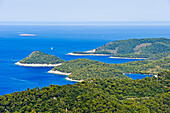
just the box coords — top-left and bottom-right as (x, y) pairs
(67, 49), (110, 56)
(49, 57), (170, 81)
(67, 52), (110, 56)
(15, 51), (65, 67)
(70, 38), (170, 60)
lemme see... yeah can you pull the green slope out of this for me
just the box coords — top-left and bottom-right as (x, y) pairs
(52, 58), (170, 80)
(113, 57), (170, 74)
(95, 38), (170, 59)
(74, 38), (170, 60)
(0, 71), (169, 112)
(52, 59), (127, 80)
(19, 51), (65, 64)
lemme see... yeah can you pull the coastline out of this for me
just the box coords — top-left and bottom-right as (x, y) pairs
(123, 73), (156, 76)
(109, 56), (147, 59)
(123, 72), (154, 75)
(48, 70), (71, 75)
(67, 53), (110, 56)
(48, 70), (83, 82)
(15, 62), (62, 67)
(65, 77), (84, 82)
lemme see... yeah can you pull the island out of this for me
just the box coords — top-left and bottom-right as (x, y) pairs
(19, 34), (36, 36)
(69, 38), (170, 60)
(15, 51), (65, 67)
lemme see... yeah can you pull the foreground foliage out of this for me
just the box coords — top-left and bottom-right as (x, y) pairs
(52, 58), (170, 80)
(19, 51), (65, 64)
(0, 71), (169, 112)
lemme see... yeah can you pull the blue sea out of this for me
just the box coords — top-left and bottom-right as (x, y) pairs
(0, 25), (170, 95)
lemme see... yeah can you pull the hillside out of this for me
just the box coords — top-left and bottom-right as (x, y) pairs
(0, 71), (169, 112)
(52, 59), (127, 80)
(113, 57), (170, 74)
(51, 58), (170, 80)
(74, 38), (170, 60)
(96, 38), (170, 59)
(19, 51), (65, 64)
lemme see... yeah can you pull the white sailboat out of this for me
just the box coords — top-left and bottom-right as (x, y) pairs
(51, 47), (53, 50)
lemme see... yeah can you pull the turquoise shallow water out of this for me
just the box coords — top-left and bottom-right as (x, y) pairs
(0, 25), (170, 95)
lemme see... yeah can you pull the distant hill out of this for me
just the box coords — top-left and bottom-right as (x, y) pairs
(19, 51), (65, 64)
(73, 38), (170, 60)
(95, 38), (170, 59)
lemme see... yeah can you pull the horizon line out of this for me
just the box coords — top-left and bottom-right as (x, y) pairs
(0, 21), (170, 26)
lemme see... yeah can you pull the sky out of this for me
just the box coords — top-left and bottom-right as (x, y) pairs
(0, 0), (170, 22)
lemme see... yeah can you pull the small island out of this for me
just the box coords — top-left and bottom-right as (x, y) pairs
(19, 34), (36, 36)
(15, 51), (65, 67)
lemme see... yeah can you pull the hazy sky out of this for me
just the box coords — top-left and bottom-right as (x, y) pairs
(0, 0), (170, 22)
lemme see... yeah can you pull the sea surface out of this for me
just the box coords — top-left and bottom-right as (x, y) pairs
(0, 25), (170, 95)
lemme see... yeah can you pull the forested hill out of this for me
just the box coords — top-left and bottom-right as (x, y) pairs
(113, 57), (170, 74)
(19, 51), (65, 64)
(52, 58), (170, 80)
(83, 38), (170, 60)
(0, 71), (169, 112)
(52, 59), (127, 80)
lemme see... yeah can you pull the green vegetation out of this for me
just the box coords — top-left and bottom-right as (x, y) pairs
(0, 71), (169, 112)
(96, 38), (170, 59)
(73, 52), (90, 54)
(113, 57), (170, 74)
(74, 38), (170, 60)
(148, 51), (170, 60)
(5, 38), (169, 112)
(52, 59), (127, 80)
(52, 58), (170, 80)
(19, 51), (65, 64)
(73, 51), (111, 54)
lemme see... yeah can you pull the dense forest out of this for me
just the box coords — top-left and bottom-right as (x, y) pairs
(52, 58), (170, 80)
(74, 38), (170, 60)
(113, 57), (170, 74)
(52, 59), (127, 80)
(0, 71), (169, 112)
(19, 51), (65, 64)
